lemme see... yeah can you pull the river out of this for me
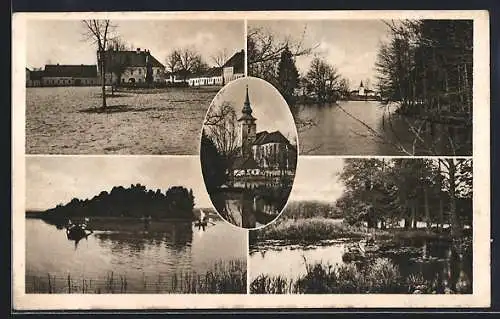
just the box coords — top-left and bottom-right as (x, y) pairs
(25, 218), (247, 293)
(295, 101), (472, 156)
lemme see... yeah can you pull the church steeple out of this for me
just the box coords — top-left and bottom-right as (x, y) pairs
(242, 85), (253, 115)
(360, 80), (364, 88)
(238, 85), (257, 158)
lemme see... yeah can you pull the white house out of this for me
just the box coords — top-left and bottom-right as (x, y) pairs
(103, 48), (165, 85)
(177, 49), (245, 87)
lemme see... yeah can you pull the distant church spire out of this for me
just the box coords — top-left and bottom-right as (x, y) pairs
(242, 85), (253, 115)
(360, 80), (364, 88)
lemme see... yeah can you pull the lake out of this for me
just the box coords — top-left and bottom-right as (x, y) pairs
(295, 101), (472, 156)
(249, 237), (472, 294)
(25, 218), (247, 293)
(26, 86), (219, 155)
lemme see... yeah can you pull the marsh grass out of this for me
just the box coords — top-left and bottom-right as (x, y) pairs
(26, 259), (246, 294)
(250, 258), (444, 294)
(250, 217), (451, 243)
(250, 217), (392, 242)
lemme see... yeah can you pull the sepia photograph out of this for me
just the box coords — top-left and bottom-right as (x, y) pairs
(25, 19), (244, 155)
(24, 156), (247, 294)
(248, 19), (473, 156)
(200, 77), (298, 229)
(12, 10), (489, 310)
(250, 157), (473, 294)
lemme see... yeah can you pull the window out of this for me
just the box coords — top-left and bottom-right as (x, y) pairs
(138, 69), (142, 74)
(130, 70), (134, 75)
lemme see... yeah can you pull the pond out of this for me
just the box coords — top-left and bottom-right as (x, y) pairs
(211, 185), (292, 229)
(25, 218), (247, 293)
(249, 237), (472, 294)
(295, 101), (472, 156)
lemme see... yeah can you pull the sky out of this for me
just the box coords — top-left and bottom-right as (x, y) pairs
(26, 156), (213, 210)
(209, 77), (298, 142)
(289, 157), (346, 203)
(249, 20), (392, 90)
(26, 156), (347, 211)
(26, 19), (244, 70)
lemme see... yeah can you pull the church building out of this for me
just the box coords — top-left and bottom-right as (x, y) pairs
(231, 86), (297, 180)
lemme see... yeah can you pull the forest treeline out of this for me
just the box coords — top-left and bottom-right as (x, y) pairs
(38, 184), (196, 221)
(336, 158), (472, 238)
(376, 20), (473, 122)
(282, 201), (342, 219)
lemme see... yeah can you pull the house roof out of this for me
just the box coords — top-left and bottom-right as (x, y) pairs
(223, 50), (244, 74)
(233, 156), (259, 169)
(253, 130), (291, 145)
(30, 70), (45, 81)
(103, 50), (165, 69)
(188, 67), (222, 79)
(43, 65), (98, 78)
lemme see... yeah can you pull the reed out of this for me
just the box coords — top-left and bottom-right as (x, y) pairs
(25, 259), (246, 294)
(251, 217), (391, 242)
(250, 258), (445, 294)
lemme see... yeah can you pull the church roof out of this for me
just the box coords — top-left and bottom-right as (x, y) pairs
(253, 130), (291, 145)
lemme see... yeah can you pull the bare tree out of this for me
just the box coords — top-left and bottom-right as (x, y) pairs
(203, 101), (240, 162)
(211, 48), (229, 67)
(247, 26), (318, 86)
(82, 19), (116, 108)
(304, 57), (342, 104)
(166, 47), (206, 81)
(106, 37), (131, 95)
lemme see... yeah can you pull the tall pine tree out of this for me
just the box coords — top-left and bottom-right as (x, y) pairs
(277, 46), (300, 106)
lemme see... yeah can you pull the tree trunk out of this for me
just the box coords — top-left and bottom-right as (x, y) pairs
(424, 187), (431, 232)
(447, 158), (462, 238)
(100, 57), (107, 109)
(411, 202), (417, 229)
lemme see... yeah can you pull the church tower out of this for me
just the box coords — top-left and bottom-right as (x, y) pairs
(359, 80), (365, 96)
(237, 85), (257, 158)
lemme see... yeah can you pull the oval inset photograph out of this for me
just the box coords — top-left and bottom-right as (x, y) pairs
(200, 77), (298, 229)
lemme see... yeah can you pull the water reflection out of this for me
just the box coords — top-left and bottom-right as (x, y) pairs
(26, 218), (246, 293)
(250, 237), (472, 294)
(212, 185), (292, 228)
(295, 101), (472, 156)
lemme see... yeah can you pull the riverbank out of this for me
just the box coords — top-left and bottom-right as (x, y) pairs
(249, 217), (455, 244)
(27, 259), (246, 294)
(250, 257), (469, 294)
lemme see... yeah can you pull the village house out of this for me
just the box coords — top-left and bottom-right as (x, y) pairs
(103, 48), (165, 85)
(231, 86), (297, 181)
(167, 49), (244, 87)
(39, 64), (99, 87)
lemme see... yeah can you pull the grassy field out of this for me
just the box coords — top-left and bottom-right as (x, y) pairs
(26, 259), (246, 294)
(250, 258), (468, 294)
(26, 86), (220, 154)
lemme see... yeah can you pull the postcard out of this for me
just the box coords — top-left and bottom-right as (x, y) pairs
(12, 10), (490, 310)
